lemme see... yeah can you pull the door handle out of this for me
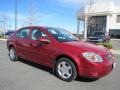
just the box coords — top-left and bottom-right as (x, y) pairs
(29, 43), (40, 48)
(29, 43), (36, 47)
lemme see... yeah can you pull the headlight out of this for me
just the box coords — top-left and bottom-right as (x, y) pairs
(82, 52), (103, 62)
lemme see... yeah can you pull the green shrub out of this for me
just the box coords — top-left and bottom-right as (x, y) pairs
(0, 35), (4, 38)
(97, 43), (113, 49)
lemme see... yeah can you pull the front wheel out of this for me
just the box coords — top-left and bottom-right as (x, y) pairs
(55, 57), (77, 82)
(9, 47), (18, 61)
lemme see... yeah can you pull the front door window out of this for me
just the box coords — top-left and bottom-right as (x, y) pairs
(31, 29), (48, 40)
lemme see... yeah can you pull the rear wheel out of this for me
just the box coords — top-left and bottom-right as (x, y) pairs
(55, 57), (77, 82)
(9, 47), (18, 61)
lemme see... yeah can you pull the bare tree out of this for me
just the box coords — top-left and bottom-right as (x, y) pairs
(87, 0), (95, 37)
(26, 0), (39, 26)
(86, 0), (95, 26)
(84, 0), (95, 40)
(0, 14), (8, 38)
(76, 6), (85, 38)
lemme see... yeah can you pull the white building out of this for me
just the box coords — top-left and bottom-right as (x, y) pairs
(77, 2), (120, 39)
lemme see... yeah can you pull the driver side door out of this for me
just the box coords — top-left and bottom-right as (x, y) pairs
(29, 28), (54, 67)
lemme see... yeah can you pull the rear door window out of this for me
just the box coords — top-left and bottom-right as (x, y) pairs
(16, 29), (30, 39)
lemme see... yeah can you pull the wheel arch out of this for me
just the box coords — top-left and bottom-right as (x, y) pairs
(8, 44), (15, 50)
(53, 54), (79, 75)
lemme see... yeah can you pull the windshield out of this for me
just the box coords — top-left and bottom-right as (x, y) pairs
(91, 31), (105, 36)
(47, 28), (79, 42)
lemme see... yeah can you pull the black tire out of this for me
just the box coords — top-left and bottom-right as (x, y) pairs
(55, 57), (77, 82)
(9, 47), (18, 61)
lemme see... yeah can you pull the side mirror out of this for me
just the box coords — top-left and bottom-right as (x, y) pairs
(38, 37), (50, 43)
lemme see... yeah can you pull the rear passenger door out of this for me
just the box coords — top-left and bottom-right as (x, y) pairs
(15, 28), (31, 59)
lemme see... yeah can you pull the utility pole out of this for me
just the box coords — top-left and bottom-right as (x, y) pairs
(15, 0), (18, 31)
(77, 19), (80, 38)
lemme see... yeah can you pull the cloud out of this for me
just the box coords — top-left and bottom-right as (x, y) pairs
(0, 12), (27, 21)
(0, 12), (64, 27)
(89, 0), (120, 6)
(56, 0), (120, 7)
(0, 11), (77, 33)
(56, 0), (86, 8)
(58, 0), (83, 5)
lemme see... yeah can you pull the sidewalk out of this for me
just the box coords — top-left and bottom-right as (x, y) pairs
(0, 38), (7, 41)
(110, 50), (120, 55)
(111, 39), (120, 41)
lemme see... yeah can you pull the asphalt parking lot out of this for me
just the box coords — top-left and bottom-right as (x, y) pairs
(0, 39), (120, 90)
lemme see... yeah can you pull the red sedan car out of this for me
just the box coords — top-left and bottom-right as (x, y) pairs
(7, 26), (115, 82)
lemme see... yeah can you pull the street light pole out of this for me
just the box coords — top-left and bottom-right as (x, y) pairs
(15, 0), (17, 31)
(77, 19), (80, 38)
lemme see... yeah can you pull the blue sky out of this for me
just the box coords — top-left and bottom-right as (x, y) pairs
(0, 0), (86, 33)
(0, 0), (120, 33)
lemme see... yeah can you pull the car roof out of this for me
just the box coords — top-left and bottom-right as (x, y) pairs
(19, 26), (59, 30)
(19, 26), (48, 30)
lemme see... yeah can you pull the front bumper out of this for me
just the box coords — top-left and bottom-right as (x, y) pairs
(78, 59), (114, 78)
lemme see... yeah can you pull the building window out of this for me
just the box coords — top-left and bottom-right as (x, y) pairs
(117, 15), (120, 23)
(88, 16), (106, 36)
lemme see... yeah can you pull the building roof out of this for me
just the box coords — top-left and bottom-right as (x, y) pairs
(77, 2), (120, 20)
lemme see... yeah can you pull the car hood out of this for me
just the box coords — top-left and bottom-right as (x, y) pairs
(62, 41), (109, 55)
